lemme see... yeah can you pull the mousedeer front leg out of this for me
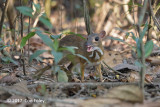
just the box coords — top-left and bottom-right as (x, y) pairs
(96, 63), (103, 82)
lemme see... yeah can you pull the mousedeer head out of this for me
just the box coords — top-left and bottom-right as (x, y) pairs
(86, 31), (106, 54)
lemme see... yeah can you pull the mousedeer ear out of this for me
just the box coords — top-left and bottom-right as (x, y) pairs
(99, 30), (106, 38)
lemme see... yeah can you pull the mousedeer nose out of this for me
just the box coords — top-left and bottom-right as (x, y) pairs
(85, 42), (88, 46)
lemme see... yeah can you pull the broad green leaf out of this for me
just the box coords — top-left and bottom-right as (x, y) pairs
(58, 70), (68, 82)
(50, 34), (62, 40)
(36, 31), (53, 49)
(108, 36), (125, 42)
(20, 32), (35, 48)
(144, 40), (153, 58)
(16, 6), (33, 17)
(29, 50), (47, 63)
(130, 32), (137, 41)
(1, 57), (18, 65)
(136, 22), (148, 50)
(108, 36), (135, 48)
(115, 27), (137, 42)
(31, 27), (41, 31)
(139, 21), (148, 41)
(51, 50), (63, 64)
(39, 16), (53, 29)
(136, 40), (154, 58)
(59, 46), (78, 54)
(75, 54), (90, 64)
(125, 32), (130, 39)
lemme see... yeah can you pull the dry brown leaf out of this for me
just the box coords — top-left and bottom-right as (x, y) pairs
(79, 98), (121, 107)
(127, 71), (139, 82)
(106, 85), (143, 103)
(0, 73), (19, 84)
(145, 74), (153, 83)
(146, 57), (160, 66)
(113, 63), (140, 72)
(9, 81), (33, 100)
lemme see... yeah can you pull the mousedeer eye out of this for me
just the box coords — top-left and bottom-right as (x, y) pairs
(95, 37), (99, 41)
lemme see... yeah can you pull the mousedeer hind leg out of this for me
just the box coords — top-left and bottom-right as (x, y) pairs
(58, 56), (73, 81)
(80, 62), (85, 82)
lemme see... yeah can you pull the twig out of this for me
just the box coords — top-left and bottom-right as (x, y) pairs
(0, 86), (75, 104)
(132, 0), (138, 38)
(102, 61), (127, 77)
(138, 1), (148, 25)
(71, 85), (85, 98)
(33, 65), (52, 79)
(0, 0), (9, 37)
(28, 82), (139, 89)
(28, 0), (32, 59)
(20, 0), (26, 76)
(123, 0), (134, 24)
(83, 0), (92, 34)
(149, 0), (160, 31)
(137, 0), (148, 101)
(146, 88), (160, 92)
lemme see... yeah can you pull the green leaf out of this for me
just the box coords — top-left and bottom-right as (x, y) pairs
(36, 31), (53, 49)
(108, 36), (135, 48)
(59, 46), (78, 54)
(38, 84), (46, 95)
(20, 32), (35, 48)
(125, 32), (130, 39)
(58, 70), (68, 82)
(139, 21), (148, 41)
(108, 36), (125, 42)
(39, 16), (53, 29)
(50, 34), (62, 40)
(144, 40), (153, 58)
(75, 54), (90, 64)
(1, 57), (18, 65)
(16, 6), (33, 17)
(31, 27), (41, 31)
(51, 50), (63, 64)
(29, 50), (47, 63)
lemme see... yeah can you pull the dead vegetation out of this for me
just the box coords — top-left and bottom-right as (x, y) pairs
(0, 0), (160, 107)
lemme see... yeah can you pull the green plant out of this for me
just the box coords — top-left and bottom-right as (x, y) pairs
(17, 3), (90, 82)
(109, 21), (153, 63)
(16, 3), (52, 29)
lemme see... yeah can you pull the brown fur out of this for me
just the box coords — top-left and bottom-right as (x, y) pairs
(59, 31), (106, 82)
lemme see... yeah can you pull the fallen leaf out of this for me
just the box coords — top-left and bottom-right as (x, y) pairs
(127, 71), (139, 82)
(9, 81), (33, 101)
(113, 64), (140, 72)
(145, 74), (153, 83)
(0, 73), (19, 84)
(106, 85), (143, 103)
(79, 98), (121, 107)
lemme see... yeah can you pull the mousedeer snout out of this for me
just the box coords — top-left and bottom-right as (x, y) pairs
(85, 42), (91, 47)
